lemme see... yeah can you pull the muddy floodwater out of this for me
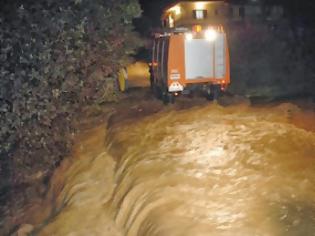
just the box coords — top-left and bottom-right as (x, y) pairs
(33, 102), (315, 236)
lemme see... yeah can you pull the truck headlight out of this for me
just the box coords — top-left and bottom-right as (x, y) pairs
(185, 32), (193, 41)
(205, 29), (217, 41)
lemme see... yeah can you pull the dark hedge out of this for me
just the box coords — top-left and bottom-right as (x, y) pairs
(0, 0), (142, 194)
(227, 21), (315, 99)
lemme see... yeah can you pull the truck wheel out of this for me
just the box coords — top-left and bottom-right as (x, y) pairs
(153, 84), (161, 99)
(213, 85), (221, 101)
(162, 92), (175, 105)
(162, 90), (169, 105)
(205, 87), (213, 101)
(169, 93), (175, 104)
(205, 85), (220, 101)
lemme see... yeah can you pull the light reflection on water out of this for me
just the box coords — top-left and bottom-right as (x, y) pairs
(38, 104), (315, 236)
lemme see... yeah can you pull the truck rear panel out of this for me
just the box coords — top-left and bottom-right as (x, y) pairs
(152, 26), (230, 93)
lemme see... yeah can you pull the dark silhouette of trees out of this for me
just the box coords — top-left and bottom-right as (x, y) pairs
(0, 0), (142, 200)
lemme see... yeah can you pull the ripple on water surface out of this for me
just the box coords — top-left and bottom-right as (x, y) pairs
(39, 104), (315, 236)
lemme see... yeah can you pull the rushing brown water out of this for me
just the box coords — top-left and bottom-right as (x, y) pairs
(36, 103), (315, 236)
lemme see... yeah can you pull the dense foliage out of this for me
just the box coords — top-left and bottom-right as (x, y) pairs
(0, 0), (142, 189)
(229, 21), (315, 98)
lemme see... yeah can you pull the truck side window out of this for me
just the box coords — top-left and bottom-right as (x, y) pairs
(193, 10), (208, 19)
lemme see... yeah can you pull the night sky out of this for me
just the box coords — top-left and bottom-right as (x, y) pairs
(138, 0), (173, 26)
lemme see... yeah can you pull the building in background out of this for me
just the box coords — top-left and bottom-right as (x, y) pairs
(161, 0), (284, 28)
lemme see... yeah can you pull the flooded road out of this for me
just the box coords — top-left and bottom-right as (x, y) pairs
(34, 101), (315, 236)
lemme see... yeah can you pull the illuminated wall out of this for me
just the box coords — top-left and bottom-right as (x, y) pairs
(161, 1), (284, 28)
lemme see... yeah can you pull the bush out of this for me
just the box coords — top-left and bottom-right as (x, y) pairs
(0, 0), (142, 190)
(228, 20), (314, 98)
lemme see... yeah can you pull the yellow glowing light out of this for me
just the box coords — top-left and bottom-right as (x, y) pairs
(205, 29), (217, 41)
(169, 5), (181, 15)
(195, 2), (206, 10)
(192, 25), (202, 33)
(185, 33), (193, 41)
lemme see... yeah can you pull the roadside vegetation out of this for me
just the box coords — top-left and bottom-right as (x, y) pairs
(229, 21), (315, 98)
(0, 0), (142, 218)
(228, 0), (315, 99)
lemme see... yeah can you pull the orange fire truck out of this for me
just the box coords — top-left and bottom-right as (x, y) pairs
(150, 1), (230, 103)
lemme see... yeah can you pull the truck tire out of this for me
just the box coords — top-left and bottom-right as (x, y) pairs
(153, 84), (162, 99)
(162, 91), (175, 105)
(162, 90), (169, 105)
(205, 85), (220, 101)
(205, 86), (213, 101)
(169, 93), (175, 104)
(213, 85), (221, 101)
